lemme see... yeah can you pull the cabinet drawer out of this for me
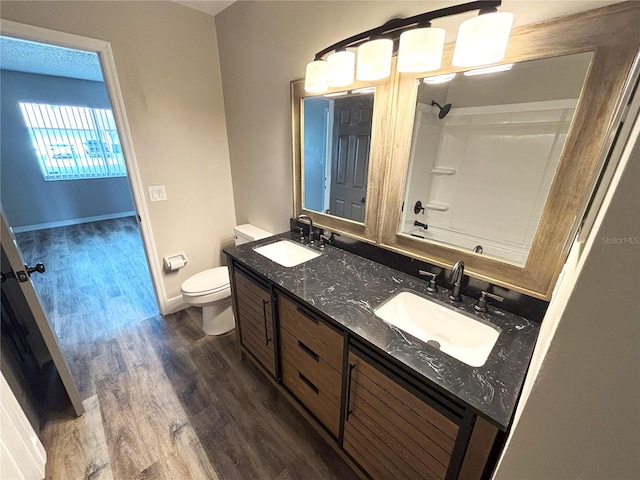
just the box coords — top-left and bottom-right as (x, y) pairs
(278, 294), (343, 372)
(281, 356), (341, 437)
(344, 350), (460, 480)
(234, 269), (275, 377)
(280, 328), (342, 405)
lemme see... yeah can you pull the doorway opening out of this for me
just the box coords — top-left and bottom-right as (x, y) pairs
(0, 35), (159, 399)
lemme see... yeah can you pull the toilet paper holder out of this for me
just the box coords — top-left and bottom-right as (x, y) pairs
(163, 253), (188, 271)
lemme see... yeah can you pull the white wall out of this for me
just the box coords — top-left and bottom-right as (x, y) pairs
(1, 1), (236, 308)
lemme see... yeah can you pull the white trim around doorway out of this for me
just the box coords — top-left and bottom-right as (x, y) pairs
(0, 19), (168, 314)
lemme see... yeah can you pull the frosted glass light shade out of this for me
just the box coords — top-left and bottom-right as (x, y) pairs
(452, 11), (514, 67)
(356, 38), (393, 81)
(327, 50), (355, 87)
(304, 60), (329, 93)
(397, 27), (445, 73)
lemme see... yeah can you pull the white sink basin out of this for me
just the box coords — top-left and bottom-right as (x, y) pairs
(253, 240), (321, 267)
(374, 291), (500, 367)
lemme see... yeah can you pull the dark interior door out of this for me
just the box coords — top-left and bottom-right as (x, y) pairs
(329, 95), (374, 223)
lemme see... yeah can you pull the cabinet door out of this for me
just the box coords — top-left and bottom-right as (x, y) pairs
(344, 350), (460, 480)
(278, 293), (344, 437)
(233, 268), (276, 377)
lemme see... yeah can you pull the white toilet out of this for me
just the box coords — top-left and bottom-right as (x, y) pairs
(180, 224), (272, 335)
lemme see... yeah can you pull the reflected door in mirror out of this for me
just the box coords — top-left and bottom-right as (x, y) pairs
(303, 92), (374, 223)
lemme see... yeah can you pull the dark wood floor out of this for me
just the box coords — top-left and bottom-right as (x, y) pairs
(15, 219), (356, 479)
(15, 217), (158, 399)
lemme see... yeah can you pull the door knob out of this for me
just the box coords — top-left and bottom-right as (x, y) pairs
(361, 196), (366, 204)
(25, 262), (45, 276)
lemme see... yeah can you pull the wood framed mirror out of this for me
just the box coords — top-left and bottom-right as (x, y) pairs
(380, 3), (640, 299)
(291, 71), (394, 242)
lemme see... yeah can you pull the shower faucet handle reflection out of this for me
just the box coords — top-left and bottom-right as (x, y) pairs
(414, 220), (428, 230)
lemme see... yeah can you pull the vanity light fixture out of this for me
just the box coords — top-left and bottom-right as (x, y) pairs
(397, 24), (446, 73)
(304, 0), (512, 93)
(327, 49), (356, 87)
(452, 7), (514, 67)
(305, 60), (329, 93)
(463, 63), (513, 76)
(357, 37), (394, 81)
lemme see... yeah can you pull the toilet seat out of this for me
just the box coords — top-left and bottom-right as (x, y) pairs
(181, 267), (229, 296)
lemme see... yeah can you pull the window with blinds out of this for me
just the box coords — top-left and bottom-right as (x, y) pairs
(19, 102), (127, 181)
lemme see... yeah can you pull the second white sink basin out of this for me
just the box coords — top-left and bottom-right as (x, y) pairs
(253, 239), (321, 267)
(374, 291), (500, 367)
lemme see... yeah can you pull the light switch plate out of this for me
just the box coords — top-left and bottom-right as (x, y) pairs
(148, 185), (167, 202)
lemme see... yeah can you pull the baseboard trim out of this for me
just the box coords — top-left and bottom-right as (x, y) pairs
(11, 211), (136, 233)
(164, 295), (188, 315)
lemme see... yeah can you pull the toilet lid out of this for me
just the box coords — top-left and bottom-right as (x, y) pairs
(181, 267), (230, 295)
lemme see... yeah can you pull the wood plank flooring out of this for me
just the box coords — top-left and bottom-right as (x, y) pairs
(39, 310), (357, 479)
(15, 219), (356, 479)
(15, 217), (158, 399)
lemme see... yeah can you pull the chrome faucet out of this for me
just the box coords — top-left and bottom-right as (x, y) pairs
(294, 214), (314, 243)
(448, 260), (465, 301)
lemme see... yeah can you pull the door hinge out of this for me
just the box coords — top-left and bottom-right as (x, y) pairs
(1, 270), (28, 283)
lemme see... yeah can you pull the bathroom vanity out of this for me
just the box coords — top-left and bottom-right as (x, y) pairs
(224, 232), (539, 480)
(223, 4), (639, 479)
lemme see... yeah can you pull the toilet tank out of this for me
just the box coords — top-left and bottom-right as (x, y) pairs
(233, 224), (272, 246)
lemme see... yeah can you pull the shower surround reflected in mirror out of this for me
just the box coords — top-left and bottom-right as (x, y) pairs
(399, 53), (592, 266)
(303, 90), (374, 223)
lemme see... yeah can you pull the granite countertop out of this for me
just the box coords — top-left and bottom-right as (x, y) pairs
(224, 232), (539, 430)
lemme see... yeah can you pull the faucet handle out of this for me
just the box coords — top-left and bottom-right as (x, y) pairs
(474, 291), (504, 313)
(296, 226), (304, 241)
(319, 230), (333, 249)
(418, 270), (438, 293)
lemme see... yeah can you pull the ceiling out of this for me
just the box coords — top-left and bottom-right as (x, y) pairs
(0, 2), (235, 82)
(0, 36), (103, 81)
(172, 1), (235, 17)
(0, 1), (623, 83)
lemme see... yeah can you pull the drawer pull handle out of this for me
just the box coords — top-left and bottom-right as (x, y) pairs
(297, 340), (319, 362)
(262, 299), (271, 345)
(298, 372), (319, 394)
(296, 305), (319, 324)
(345, 363), (356, 421)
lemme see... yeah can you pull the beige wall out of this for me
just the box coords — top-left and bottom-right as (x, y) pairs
(1, 1), (236, 309)
(216, 1), (433, 233)
(215, 0), (618, 233)
(495, 108), (640, 479)
(216, 1), (635, 478)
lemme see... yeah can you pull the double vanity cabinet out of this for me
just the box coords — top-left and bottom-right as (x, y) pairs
(225, 233), (539, 480)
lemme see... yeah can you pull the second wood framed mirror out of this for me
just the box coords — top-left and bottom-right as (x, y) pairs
(380, 2), (640, 299)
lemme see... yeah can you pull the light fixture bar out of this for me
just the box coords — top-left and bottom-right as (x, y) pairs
(312, 0), (501, 61)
